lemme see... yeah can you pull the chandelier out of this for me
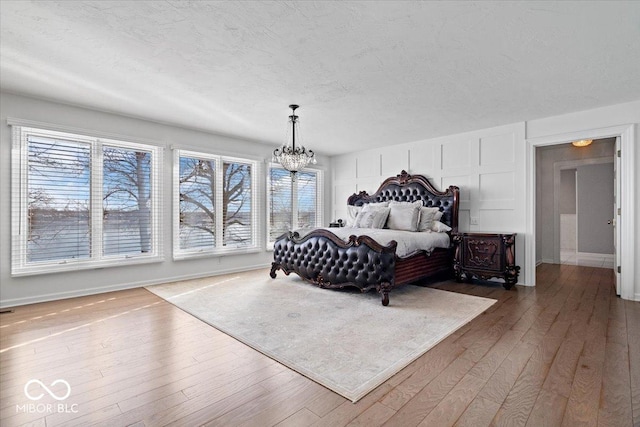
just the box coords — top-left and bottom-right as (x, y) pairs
(273, 104), (316, 176)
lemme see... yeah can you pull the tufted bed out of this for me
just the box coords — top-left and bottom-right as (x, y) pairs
(270, 170), (459, 306)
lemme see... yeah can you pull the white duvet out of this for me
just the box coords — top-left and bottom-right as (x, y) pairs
(295, 227), (450, 259)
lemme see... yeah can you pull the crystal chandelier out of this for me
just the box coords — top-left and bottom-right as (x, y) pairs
(273, 104), (316, 177)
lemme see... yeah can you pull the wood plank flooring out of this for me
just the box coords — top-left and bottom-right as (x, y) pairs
(0, 264), (637, 426)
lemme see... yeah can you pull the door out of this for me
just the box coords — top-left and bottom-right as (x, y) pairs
(614, 136), (621, 295)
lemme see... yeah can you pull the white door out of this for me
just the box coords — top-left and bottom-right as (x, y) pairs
(614, 136), (621, 295)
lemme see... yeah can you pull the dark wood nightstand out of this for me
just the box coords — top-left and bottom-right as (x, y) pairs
(452, 232), (520, 289)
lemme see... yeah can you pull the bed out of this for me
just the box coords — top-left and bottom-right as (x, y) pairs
(270, 170), (460, 306)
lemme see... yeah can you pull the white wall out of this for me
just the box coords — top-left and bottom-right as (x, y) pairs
(332, 122), (527, 283)
(331, 99), (639, 300)
(0, 92), (332, 307)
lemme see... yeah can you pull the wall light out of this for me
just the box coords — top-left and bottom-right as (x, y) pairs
(571, 139), (593, 147)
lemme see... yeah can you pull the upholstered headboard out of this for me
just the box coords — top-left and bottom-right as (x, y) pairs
(347, 170), (460, 231)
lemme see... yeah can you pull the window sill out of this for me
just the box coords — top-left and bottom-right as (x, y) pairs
(11, 254), (164, 277)
(173, 247), (262, 261)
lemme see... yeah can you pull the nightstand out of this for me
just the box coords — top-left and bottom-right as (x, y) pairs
(452, 232), (520, 289)
(329, 219), (344, 228)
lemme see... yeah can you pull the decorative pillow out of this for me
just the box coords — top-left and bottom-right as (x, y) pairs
(345, 205), (362, 227)
(387, 203), (421, 231)
(430, 220), (452, 233)
(434, 210), (443, 222)
(418, 207), (441, 231)
(354, 206), (390, 229)
(346, 201), (389, 227)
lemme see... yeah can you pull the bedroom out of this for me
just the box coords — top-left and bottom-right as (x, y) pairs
(1, 1), (639, 426)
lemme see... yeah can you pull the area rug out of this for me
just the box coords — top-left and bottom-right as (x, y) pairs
(146, 270), (495, 402)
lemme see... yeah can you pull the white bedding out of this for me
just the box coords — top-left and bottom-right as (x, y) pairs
(296, 227), (450, 259)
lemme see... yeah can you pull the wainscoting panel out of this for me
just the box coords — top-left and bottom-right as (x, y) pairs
(443, 175), (470, 202)
(334, 156), (356, 181)
(380, 146), (409, 177)
(479, 171), (515, 200)
(331, 121), (527, 283)
(479, 209), (520, 230)
(442, 139), (472, 170)
(356, 152), (380, 178)
(408, 144), (436, 173)
(357, 180), (383, 194)
(480, 132), (515, 166)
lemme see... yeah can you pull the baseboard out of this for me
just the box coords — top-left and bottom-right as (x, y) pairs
(0, 263), (271, 309)
(538, 259), (555, 265)
(576, 252), (614, 260)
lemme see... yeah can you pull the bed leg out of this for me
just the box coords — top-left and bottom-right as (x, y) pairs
(379, 282), (392, 306)
(381, 291), (389, 306)
(269, 262), (279, 279)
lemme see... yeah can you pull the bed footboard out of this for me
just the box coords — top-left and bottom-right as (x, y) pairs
(270, 229), (398, 306)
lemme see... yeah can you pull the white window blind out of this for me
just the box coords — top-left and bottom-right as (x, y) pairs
(174, 150), (258, 259)
(267, 164), (323, 246)
(11, 126), (163, 276)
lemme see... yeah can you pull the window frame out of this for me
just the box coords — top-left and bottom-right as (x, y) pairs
(172, 149), (260, 260)
(11, 126), (163, 276)
(266, 163), (324, 249)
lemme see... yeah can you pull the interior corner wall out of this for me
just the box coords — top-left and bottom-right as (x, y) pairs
(0, 92), (332, 307)
(331, 122), (528, 284)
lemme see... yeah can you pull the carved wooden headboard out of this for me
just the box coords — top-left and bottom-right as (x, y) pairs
(347, 170), (460, 231)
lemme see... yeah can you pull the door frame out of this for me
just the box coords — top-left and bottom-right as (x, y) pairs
(526, 124), (635, 300)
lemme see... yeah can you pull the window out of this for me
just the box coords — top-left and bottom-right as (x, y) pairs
(267, 164), (323, 246)
(174, 150), (258, 259)
(11, 126), (162, 276)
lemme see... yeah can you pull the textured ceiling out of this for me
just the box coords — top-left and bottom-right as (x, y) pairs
(1, 1), (639, 156)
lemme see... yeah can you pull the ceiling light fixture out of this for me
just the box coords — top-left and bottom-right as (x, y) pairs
(273, 104), (316, 177)
(571, 139), (593, 147)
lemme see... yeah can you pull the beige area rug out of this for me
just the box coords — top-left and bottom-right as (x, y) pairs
(146, 270), (496, 402)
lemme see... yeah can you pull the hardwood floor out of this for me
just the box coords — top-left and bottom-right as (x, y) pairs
(0, 264), (637, 426)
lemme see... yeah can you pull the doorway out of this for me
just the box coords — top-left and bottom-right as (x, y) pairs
(526, 124), (635, 300)
(555, 156), (615, 268)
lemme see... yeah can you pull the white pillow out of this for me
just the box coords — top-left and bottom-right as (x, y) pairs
(345, 205), (362, 227)
(387, 203), (421, 231)
(434, 210), (443, 222)
(430, 220), (452, 233)
(346, 202), (388, 227)
(418, 207), (441, 231)
(354, 206), (390, 229)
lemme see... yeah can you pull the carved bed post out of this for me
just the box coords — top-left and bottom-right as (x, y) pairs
(452, 233), (464, 282)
